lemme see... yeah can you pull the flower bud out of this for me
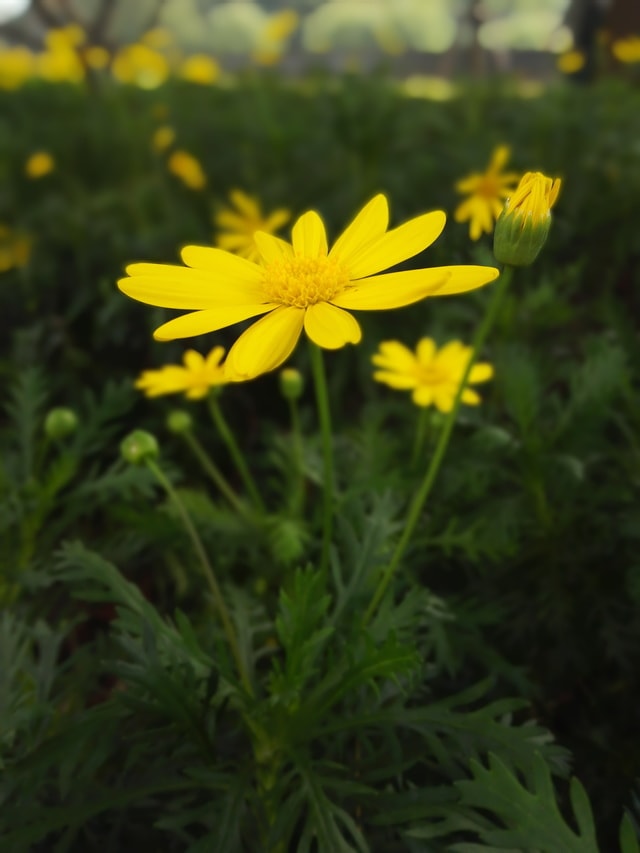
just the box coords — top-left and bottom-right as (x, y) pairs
(279, 367), (304, 401)
(493, 171), (561, 266)
(166, 409), (193, 434)
(120, 430), (159, 464)
(44, 407), (78, 439)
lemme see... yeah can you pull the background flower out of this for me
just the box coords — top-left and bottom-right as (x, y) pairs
(454, 145), (520, 240)
(167, 150), (207, 190)
(372, 337), (494, 411)
(25, 151), (55, 179)
(135, 347), (228, 399)
(214, 189), (291, 261)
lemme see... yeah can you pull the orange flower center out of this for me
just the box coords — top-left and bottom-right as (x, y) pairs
(261, 256), (349, 308)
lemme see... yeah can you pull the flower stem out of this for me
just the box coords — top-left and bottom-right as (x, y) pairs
(308, 343), (334, 574)
(288, 397), (306, 516)
(145, 458), (253, 695)
(180, 428), (252, 520)
(411, 407), (431, 466)
(363, 267), (513, 626)
(207, 393), (265, 513)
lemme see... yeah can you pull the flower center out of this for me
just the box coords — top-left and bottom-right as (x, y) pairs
(417, 365), (447, 386)
(477, 174), (501, 199)
(261, 256), (350, 308)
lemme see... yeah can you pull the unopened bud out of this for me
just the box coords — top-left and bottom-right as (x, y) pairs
(493, 171), (561, 266)
(44, 407), (78, 439)
(279, 367), (304, 401)
(120, 430), (159, 464)
(166, 410), (193, 434)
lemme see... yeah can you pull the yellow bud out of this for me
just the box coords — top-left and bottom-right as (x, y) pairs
(493, 171), (561, 266)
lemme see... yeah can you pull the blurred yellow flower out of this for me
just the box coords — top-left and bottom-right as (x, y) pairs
(263, 10), (299, 43)
(214, 190), (290, 261)
(111, 44), (169, 89)
(45, 25), (86, 51)
(180, 54), (220, 85)
(167, 150), (207, 190)
(612, 35), (640, 63)
(118, 194), (499, 380)
(454, 146), (520, 241)
(0, 47), (35, 89)
(141, 28), (173, 50)
(152, 125), (176, 152)
(83, 45), (110, 70)
(0, 226), (31, 272)
(372, 338), (494, 411)
(25, 151), (55, 179)
(37, 47), (84, 83)
(556, 49), (586, 73)
(135, 347), (228, 399)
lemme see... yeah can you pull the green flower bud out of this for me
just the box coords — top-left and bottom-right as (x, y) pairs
(493, 171), (561, 267)
(120, 430), (159, 465)
(44, 407), (78, 439)
(166, 409), (193, 434)
(279, 367), (304, 401)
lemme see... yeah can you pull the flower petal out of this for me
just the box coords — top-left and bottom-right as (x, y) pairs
(183, 349), (205, 371)
(205, 346), (226, 368)
(488, 145), (510, 173)
(254, 231), (294, 265)
(428, 265), (500, 296)
(374, 370), (418, 390)
(332, 268), (451, 311)
(416, 337), (436, 365)
(469, 362), (494, 383)
(181, 245), (263, 280)
(372, 340), (417, 373)
(412, 386), (435, 407)
(291, 210), (328, 258)
(229, 189), (261, 219)
(461, 388), (481, 405)
(263, 209), (291, 232)
(346, 210), (446, 279)
(118, 272), (267, 309)
(153, 303), (278, 341)
(226, 306), (304, 378)
(303, 302), (362, 349)
(328, 194), (389, 266)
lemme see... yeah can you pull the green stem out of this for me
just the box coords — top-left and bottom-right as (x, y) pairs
(180, 429), (251, 520)
(288, 397), (305, 516)
(411, 407), (431, 466)
(308, 343), (334, 575)
(363, 268), (513, 626)
(146, 458), (253, 695)
(207, 393), (265, 512)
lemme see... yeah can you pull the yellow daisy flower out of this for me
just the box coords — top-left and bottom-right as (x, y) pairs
(0, 225), (31, 272)
(214, 190), (291, 262)
(556, 49), (586, 74)
(118, 194), (500, 381)
(152, 125), (175, 152)
(167, 150), (207, 190)
(135, 346), (228, 400)
(25, 151), (55, 179)
(180, 54), (220, 85)
(454, 146), (520, 241)
(372, 338), (494, 412)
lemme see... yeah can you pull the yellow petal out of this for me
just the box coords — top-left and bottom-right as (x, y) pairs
(328, 194), (389, 266)
(461, 388), (481, 405)
(455, 174), (481, 194)
(126, 262), (212, 279)
(291, 210), (328, 258)
(374, 370), (418, 390)
(254, 231), (294, 264)
(428, 265), (500, 296)
(263, 209), (291, 232)
(215, 211), (252, 231)
(416, 337), (436, 365)
(205, 346), (226, 368)
(181, 245), (262, 281)
(469, 362), (494, 383)
(153, 303), (277, 341)
(226, 306), (305, 378)
(303, 302), (362, 349)
(216, 233), (252, 251)
(332, 267), (451, 311)
(229, 189), (261, 219)
(118, 273), (266, 309)
(412, 386), (435, 406)
(183, 349), (205, 371)
(346, 210), (446, 279)
(488, 145), (510, 173)
(372, 340), (417, 373)
(434, 392), (455, 413)
(453, 198), (475, 223)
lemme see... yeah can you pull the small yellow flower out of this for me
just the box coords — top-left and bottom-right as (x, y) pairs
(152, 125), (176, 152)
(0, 225), (31, 272)
(454, 146), (520, 241)
(262, 10), (299, 43)
(135, 347), (228, 399)
(37, 47), (85, 83)
(45, 25), (86, 51)
(167, 150), (207, 190)
(493, 171), (561, 266)
(25, 151), (55, 179)
(612, 35), (640, 63)
(111, 44), (169, 89)
(214, 190), (291, 261)
(0, 48), (35, 90)
(118, 194), (500, 381)
(180, 54), (220, 85)
(556, 49), (586, 74)
(372, 338), (494, 411)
